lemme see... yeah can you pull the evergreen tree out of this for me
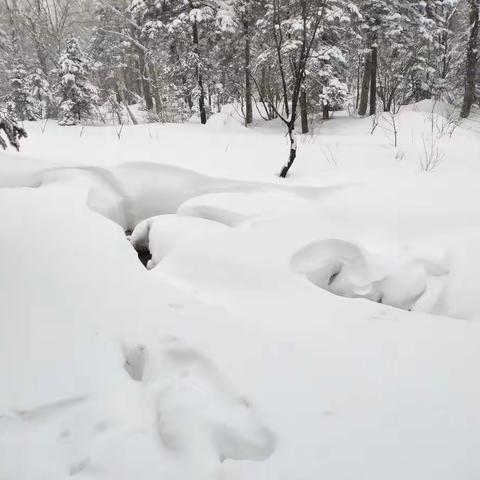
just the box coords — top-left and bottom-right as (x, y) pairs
(7, 64), (39, 121)
(56, 38), (100, 126)
(29, 68), (53, 119)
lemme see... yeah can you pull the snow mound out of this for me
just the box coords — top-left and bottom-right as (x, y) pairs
(130, 214), (230, 269)
(114, 162), (219, 229)
(40, 167), (127, 227)
(0, 165), (128, 227)
(112, 162), (296, 229)
(292, 239), (449, 311)
(205, 109), (246, 132)
(177, 191), (312, 227)
(0, 187), (275, 479)
(124, 337), (276, 462)
(404, 99), (456, 119)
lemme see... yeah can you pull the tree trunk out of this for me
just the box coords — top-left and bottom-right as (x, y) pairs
(148, 60), (162, 118)
(300, 89), (308, 133)
(186, 93), (193, 111)
(355, 57), (361, 109)
(358, 52), (372, 115)
(31, 1), (49, 75)
(461, 0), (479, 118)
(279, 77), (303, 178)
(123, 101), (138, 125)
(322, 103), (330, 120)
(192, 20), (207, 125)
(279, 69), (304, 177)
(123, 60), (138, 102)
(137, 49), (153, 111)
(370, 42), (378, 116)
(279, 124), (297, 178)
(244, 18), (253, 125)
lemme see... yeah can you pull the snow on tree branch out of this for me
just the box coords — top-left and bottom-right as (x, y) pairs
(0, 108), (27, 151)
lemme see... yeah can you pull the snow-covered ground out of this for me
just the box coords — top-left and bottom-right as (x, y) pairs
(1, 102), (480, 479)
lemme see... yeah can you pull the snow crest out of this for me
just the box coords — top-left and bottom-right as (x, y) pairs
(292, 238), (450, 312)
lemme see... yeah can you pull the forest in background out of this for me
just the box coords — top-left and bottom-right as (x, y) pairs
(0, 0), (479, 171)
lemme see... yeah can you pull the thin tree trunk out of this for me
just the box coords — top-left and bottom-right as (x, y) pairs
(276, 0), (324, 178)
(32, 0), (48, 75)
(124, 59), (138, 102)
(358, 52), (372, 115)
(244, 17), (253, 125)
(279, 124), (297, 178)
(148, 60), (162, 117)
(355, 57), (361, 109)
(123, 101), (138, 125)
(461, 0), (479, 118)
(272, 2), (290, 119)
(300, 88), (308, 133)
(186, 93), (193, 110)
(322, 103), (330, 120)
(192, 19), (207, 124)
(137, 49), (153, 111)
(370, 42), (378, 116)
(279, 74), (303, 177)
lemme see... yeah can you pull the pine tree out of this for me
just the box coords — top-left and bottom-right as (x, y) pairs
(29, 68), (53, 119)
(305, 5), (354, 124)
(56, 38), (100, 126)
(7, 64), (39, 121)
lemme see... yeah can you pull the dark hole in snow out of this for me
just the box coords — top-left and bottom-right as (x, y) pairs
(126, 230), (151, 269)
(137, 249), (152, 268)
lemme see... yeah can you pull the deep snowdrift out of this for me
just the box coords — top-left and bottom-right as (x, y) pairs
(291, 238), (449, 311)
(0, 187), (275, 480)
(130, 214), (231, 269)
(2, 102), (480, 479)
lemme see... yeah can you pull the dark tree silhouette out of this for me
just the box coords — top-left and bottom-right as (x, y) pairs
(0, 111), (27, 151)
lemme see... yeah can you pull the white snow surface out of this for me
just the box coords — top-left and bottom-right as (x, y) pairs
(176, 191), (312, 227)
(130, 214), (231, 269)
(1, 101), (480, 479)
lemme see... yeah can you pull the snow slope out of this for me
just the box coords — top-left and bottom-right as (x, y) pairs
(1, 102), (480, 479)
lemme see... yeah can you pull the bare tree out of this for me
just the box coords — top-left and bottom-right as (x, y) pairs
(265, 0), (328, 178)
(381, 102), (401, 147)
